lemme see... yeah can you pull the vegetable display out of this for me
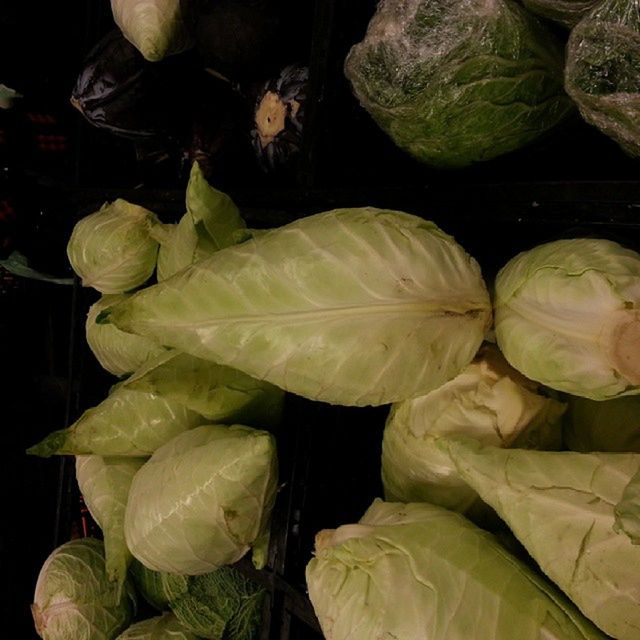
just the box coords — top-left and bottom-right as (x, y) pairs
(306, 499), (607, 640)
(565, 0), (640, 157)
(101, 208), (492, 406)
(344, 0), (573, 168)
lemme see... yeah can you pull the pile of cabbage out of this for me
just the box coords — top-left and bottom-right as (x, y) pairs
(345, 0), (640, 166)
(29, 164), (640, 639)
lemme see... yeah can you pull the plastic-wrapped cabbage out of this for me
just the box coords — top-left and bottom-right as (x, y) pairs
(495, 237), (640, 400)
(565, 0), (640, 157)
(306, 500), (607, 640)
(564, 394), (640, 452)
(67, 199), (160, 294)
(86, 294), (165, 377)
(382, 344), (566, 512)
(32, 538), (136, 640)
(123, 350), (284, 428)
(444, 438), (640, 640)
(116, 613), (198, 640)
(76, 456), (146, 599)
(522, 0), (601, 27)
(154, 162), (249, 282)
(101, 208), (492, 407)
(344, 0), (573, 168)
(111, 0), (193, 62)
(27, 387), (205, 458)
(124, 424), (277, 575)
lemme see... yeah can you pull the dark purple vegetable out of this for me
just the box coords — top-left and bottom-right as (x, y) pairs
(250, 63), (308, 173)
(70, 29), (192, 140)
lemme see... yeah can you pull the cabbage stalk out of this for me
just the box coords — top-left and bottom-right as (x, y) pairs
(124, 424), (278, 575)
(32, 538), (136, 640)
(445, 438), (640, 640)
(495, 237), (640, 400)
(382, 343), (566, 511)
(102, 208), (492, 406)
(67, 199), (160, 294)
(306, 500), (607, 640)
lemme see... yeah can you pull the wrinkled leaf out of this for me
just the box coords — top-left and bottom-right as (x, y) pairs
(116, 613), (198, 639)
(615, 468), (640, 544)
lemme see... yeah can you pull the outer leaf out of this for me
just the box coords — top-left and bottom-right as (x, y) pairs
(116, 613), (198, 640)
(614, 468), (640, 544)
(445, 438), (640, 640)
(381, 343), (566, 511)
(27, 387), (205, 458)
(76, 456), (146, 599)
(124, 424), (278, 574)
(522, 0), (601, 27)
(104, 208), (491, 406)
(495, 237), (640, 400)
(306, 500), (607, 640)
(130, 561), (188, 611)
(124, 349), (284, 428)
(344, 0), (572, 168)
(111, 0), (193, 62)
(154, 219), (199, 283)
(32, 538), (136, 640)
(86, 294), (165, 377)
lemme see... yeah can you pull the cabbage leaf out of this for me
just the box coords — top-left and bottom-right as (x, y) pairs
(116, 613), (198, 640)
(615, 468), (640, 545)
(103, 208), (492, 406)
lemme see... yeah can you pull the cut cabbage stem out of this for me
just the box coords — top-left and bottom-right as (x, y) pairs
(609, 313), (640, 384)
(256, 91), (287, 148)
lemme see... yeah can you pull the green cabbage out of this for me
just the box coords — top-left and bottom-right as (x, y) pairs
(101, 208), (492, 406)
(155, 162), (250, 282)
(116, 613), (198, 640)
(130, 560), (189, 611)
(32, 538), (136, 640)
(67, 199), (160, 294)
(522, 0), (601, 27)
(27, 387), (205, 457)
(344, 0), (572, 168)
(124, 424), (277, 575)
(381, 343), (566, 511)
(76, 456), (146, 599)
(565, 0), (640, 157)
(111, 0), (193, 62)
(564, 394), (640, 452)
(444, 438), (640, 639)
(306, 500), (607, 640)
(86, 294), (165, 377)
(494, 237), (640, 400)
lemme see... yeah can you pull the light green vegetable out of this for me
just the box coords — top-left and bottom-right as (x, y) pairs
(494, 237), (640, 400)
(130, 561), (188, 611)
(522, 0), (601, 27)
(86, 294), (165, 377)
(382, 343), (566, 511)
(76, 456), (146, 599)
(343, 0), (572, 168)
(116, 613), (198, 640)
(124, 424), (277, 575)
(102, 208), (492, 407)
(123, 350), (284, 428)
(444, 438), (640, 640)
(67, 199), (160, 294)
(615, 468), (640, 544)
(130, 563), (264, 640)
(564, 394), (640, 452)
(306, 499), (607, 640)
(111, 0), (192, 62)
(565, 0), (640, 157)
(32, 538), (136, 640)
(27, 387), (205, 458)
(154, 162), (250, 282)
